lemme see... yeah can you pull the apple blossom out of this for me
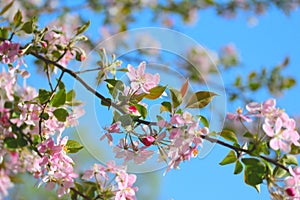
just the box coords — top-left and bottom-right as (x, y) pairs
(126, 62), (160, 94)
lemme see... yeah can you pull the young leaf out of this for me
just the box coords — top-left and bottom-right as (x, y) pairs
(13, 10), (23, 27)
(51, 89), (66, 107)
(66, 140), (84, 153)
(160, 101), (172, 113)
(170, 88), (182, 109)
(234, 160), (243, 174)
(197, 115), (209, 128)
(144, 86), (167, 100)
(185, 91), (217, 109)
(76, 20), (90, 36)
(53, 108), (69, 122)
(219, 150), (237, 165)
(180, 79), (189, 97)
(0, 1), (14, 15)
(220, 129), (238, 143)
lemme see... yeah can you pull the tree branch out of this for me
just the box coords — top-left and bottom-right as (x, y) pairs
(29, 51), (289, 172)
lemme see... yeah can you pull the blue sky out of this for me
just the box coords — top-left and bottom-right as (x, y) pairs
(23, 3), (300, 200)
(127, 7), (300, 200)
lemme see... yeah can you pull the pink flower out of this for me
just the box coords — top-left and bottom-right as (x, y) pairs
(170, 114), (185, 125)
(126, 62), (160, 94)
(115, 172), (138, 200)
(0, 169), (13, 198)
(82, 163), (108, 180)
(100, 122), (121, 146)
(0, 41), (20, 64)
(227, 107), (252, 122)
(263, 118), (290, 152)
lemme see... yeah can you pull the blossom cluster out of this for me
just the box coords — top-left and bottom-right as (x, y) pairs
(82, 161), (138, 200)
(101, 62), (209, 174)
(161, 112), (209, 173)
(0, 65), (82, 197)
(227, 98), (300, 152)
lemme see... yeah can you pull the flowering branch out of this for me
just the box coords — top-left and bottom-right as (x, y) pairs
(28, 49), (289, 174)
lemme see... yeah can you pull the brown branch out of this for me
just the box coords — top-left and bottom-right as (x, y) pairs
(29, 51), (155, 126)
(29, 51), (288, 172)
(200, 135), (289, 171)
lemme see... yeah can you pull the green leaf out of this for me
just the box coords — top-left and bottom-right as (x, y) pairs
(58, 80), (65, 90)
(241, 158), (261, 166)
(197, 115), (209, 128)
(219, 150), (237, 165)
(243, 132), (254, 138)
(38, 89), (51, 104)
(76, 20), (90, 35)
(17, 137), (27, 147)
(105, 79), (124, 98)
(53, 108), (69, 122)
(273, 166), (288, 178)
(13, 10), (22, 27)
(0, 1), (14, 15)
(144, 86), (166, 100)
(4, 137), (18, 149)
(282, 155), (298, 165)
(185, 91), (217, 109)
(135, 104), (147, 119)
(51, 89), (66, 107)
(220, 129), (238, 143)
(242, 158), (266, 190)
(21, 20), (35, 34)
(66, 90), (76, 102)
(160, 101), (172, 113)
(170, 88), (182, 109)
(0, 27), (9, 39)
(234, 160), (243, 174)
(66, 140), (84, 153)
(290, 144), (300, 155)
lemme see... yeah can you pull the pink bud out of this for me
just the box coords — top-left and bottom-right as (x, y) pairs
(80, 54), (86, 61)
(141, 136), (155, 146)
(41, 41), (47, 48)
(286, 188), (296, 197)
(128, 105), (137, 113)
